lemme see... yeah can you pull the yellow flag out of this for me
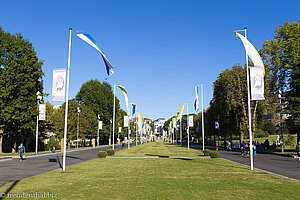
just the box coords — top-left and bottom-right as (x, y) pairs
(176, 104), (184, 122)
(139, 112), (143, 127)
(116, 85), (129, 110)
(235, 32), (265, 75)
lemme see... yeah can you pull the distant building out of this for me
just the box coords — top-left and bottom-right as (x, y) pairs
(153, 118), (165, 136)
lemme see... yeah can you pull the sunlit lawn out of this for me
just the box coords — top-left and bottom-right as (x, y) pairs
(115, 142), (203, 157)
(1, 142), (300, 199)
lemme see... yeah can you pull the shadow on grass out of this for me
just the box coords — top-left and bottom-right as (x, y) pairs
(145, 154), (169, 158)
(0, 180), (19, 199)
(173, 158), (194, 161)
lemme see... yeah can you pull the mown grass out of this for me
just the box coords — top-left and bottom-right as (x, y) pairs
(115, 142), (203, 157)
(0, 142), (299, 200)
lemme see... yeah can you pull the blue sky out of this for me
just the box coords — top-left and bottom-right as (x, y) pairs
(1, 0), (299, 120)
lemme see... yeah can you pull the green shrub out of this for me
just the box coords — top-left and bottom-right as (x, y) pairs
(107, 149), (115, 156)
(47, 136), (61, 150)
(255, 128), (269, 138)
(209, 151), (219, 158)
(97, 151), (107, 158)
(203, 149), (211, 156)
(284, 134), (296, 148)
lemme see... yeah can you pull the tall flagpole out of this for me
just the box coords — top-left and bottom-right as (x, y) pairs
(244, 28), (254, 170)
(201, 84), (205, 151)
(63, 28), (72, 171)
(128, 107), (130, 149)
(180, 115), (182, 146)
(112, 85), (116, 149)
(187, 103), (189, 149)
(135, 113), (137, 146)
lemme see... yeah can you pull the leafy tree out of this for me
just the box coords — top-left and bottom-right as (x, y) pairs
(0, 27), (44, 147)
(75, 80), (121, 144)
(261, 21), (300, 142)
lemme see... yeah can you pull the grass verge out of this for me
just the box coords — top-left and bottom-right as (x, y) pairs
(0, 142), (299, 199)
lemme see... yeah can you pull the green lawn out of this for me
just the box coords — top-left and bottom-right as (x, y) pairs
(115, 142), (203, 157)
(1, 142), (300, 199)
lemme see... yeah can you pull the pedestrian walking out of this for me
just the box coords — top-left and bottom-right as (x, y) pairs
(18, 143), (25, 161)
(122, 140), (125, 148)
(253, 143), (257, 155)
(216, 141), (219, 151)
(235, 141), (239, 150)
(51, 146), (56, 153)
(241, 141), (245, 155)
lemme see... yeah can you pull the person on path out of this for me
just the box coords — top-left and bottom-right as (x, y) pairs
(18, 143), (25, 161)
(216, 141), (219, 151)
(235, 141), (239, 150)
(122, 140), (125, 148)
(241, 141), (245, 155)
(51, 146), (56, 153)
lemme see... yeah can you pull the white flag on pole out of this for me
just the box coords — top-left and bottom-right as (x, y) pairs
(124, 116), (129, 127)
(188, 116), (194, 127)
(250, 67), (265, 100)
(52, 69), (66, 102)
(39, 104), (46, 120)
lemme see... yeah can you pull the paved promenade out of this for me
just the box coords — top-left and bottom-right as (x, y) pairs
(0, 143), (138, 186)
(187, 143), (300, 182)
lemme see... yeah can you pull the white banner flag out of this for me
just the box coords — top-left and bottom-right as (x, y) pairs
(188, 116), (193, 127)
(124, 116), (129, 127)
(39, 104), (46, 120)
(98, 121), (103, 130)
(250, 67), (265, 100)
(52, 69), (66, 102)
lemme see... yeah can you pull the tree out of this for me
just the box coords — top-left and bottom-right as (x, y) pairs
(0, 27), (44, 151)
(51, 100), (97, 143)
(261, 21), (300, 142)
(75, 80), (121, 144)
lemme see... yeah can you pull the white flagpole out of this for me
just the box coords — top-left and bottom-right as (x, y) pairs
(180, 115), (182, 146)
(128, 107), (130, 149)
(135, 113), (137, 146)
(63, 28), (72, 171)
(244, 28), (254, 170)
(187, 103), (189, 149)
(112, 85), (116, 149)
(201, 84), (205, 151)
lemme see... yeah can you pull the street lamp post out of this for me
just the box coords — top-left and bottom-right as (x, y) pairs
(36, 91), (42, 154)
(97, 115), (100, 146)
(77, 107), (80, 148)
(109, 119), (112, 146)
(278, 90), (284, 153)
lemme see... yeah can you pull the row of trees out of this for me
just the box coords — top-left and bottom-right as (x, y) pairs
(192, 21), (299, 145)
(0, 26), (138, 152)
(164, 21), (299, 146)
(41, 80), (136, 146)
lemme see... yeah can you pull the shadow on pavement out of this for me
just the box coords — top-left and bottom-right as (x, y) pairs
(0, 180), (19, 200)
(66, 155), (82, 160)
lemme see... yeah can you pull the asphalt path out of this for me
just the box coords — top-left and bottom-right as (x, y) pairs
(186, 143), (300, 182)
(0, 143), (138, 186)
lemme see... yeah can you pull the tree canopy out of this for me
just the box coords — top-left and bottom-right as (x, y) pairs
(0, 27), (44, 141)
